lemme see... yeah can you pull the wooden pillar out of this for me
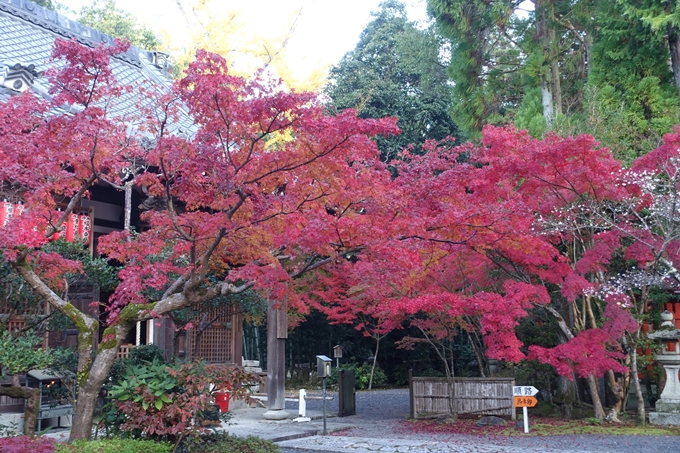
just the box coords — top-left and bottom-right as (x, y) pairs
(263, 298), (289, 420)
(232, 309), (243, 366)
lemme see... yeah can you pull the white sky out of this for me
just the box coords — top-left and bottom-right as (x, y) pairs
(58, 0), (430, 84)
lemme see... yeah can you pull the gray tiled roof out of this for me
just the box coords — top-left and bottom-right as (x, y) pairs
(0, 0), (193, 131)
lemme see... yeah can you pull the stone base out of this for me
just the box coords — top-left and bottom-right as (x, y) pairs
(649, 411), (680, 426)
(262, 409), (290, 420)
(655, 400), (680, 413)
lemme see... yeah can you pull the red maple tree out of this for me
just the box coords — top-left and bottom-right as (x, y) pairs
(319, 126), (645, 421)
(0, 40), (398, 440)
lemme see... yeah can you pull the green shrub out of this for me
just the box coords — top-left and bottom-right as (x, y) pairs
(180, 432), (280, 453)
(55, 438), (172, 453)
(100, 359), (259, 446)
(327, 362), (386, 390)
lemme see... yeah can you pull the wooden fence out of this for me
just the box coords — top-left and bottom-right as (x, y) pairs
(409, 371), (515, 420)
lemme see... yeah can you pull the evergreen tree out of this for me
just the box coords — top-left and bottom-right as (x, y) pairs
(78, 0), (161, 51)
(427, 0), (520, 138)
(553, 0), (679, 164)
(325, 0), (459, 161)
(429, 0), (679, 148)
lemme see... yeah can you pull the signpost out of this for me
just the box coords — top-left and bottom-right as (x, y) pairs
(513, 396), (538, 407)
(316, 355), (332, 435)
(513, 386), (539, 433)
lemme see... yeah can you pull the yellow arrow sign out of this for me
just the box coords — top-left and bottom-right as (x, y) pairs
(514, 396), (538, 408)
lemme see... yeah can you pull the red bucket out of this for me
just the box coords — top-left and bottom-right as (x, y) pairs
(214, 383), (231, 412)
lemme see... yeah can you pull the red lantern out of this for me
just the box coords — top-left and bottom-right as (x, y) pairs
(65, 213), (79, 242)
(79, 213), (91, 244)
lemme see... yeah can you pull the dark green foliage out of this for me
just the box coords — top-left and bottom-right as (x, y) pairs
(285, 309), (455, 388)
(326, 0), (459, 161)
(428, 0), (680, 147)
(33, 0), (59, 10)
(579, 0), (680, 163)
(326, 362), (387, 390)
(514, 88), (547, 138)
(41, 239), (119, 292)
(100, 356), (259, 445)
(126, 343), (169, 365)
(99, 344), (170, 435)
(180, 433), (280, 453)
(0, 330), (54, 375)
(427, 0), (519, 137)
(99, 344), (171, 437)
(499, 359), (557, 399)
(553, 82), (677, 166)
(55, 438), (171, 453)
(77, 0), (161, 51)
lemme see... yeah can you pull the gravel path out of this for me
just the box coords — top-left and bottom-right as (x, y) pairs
(282, 388), (680, 453)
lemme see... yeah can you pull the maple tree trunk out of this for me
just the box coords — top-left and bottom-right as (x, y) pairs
(447, 339), (457, 421)
(585, 374), (606, 421)
(554, 375), (577, 418)
(605, 370), (624, 423)
(466, 330), (486, 377)
(70, 326), (131, 441)
(0, 384), (40, 437)
(546, 305), (605, 420)
(629, 332), (646, 424)
(368, 335), (380, 391)
(124, 180), (132, 231)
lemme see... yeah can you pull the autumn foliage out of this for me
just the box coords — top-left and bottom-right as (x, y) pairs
(318, 123), (679, 403)
(3, 35), (680, 433)
(0, 39), (398, 439)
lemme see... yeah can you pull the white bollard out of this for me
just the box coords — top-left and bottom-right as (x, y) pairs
(299, 389), (307, 417)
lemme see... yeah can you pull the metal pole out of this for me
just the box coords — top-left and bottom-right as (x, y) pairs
(523, 406), (529, 433)
(322, 377), (327, 435)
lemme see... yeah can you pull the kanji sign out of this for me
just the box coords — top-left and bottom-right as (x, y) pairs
(514, 396), (538, 407)
(513, 386), (539, 397)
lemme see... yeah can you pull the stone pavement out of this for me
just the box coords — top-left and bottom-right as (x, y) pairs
(225, 406), (615, 453)
(277, 435), (612, 453)
(224, 405), (356, 441)
(39, 403), (615, 453)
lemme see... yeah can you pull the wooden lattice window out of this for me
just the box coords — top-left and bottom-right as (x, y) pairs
(7, 315), (25, 332)
(188, 304), (234, 363)
(118, 343), (134, 359)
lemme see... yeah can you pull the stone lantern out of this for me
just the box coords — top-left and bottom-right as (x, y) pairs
(648, 317), (680, 425)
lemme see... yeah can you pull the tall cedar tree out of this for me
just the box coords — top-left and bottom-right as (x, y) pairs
(428, 0), (679, 145)
(325, 0), (459, 161)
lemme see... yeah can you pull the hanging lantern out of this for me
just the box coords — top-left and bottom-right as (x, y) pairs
(79, 213), (91, 244)
(65, 213), (79, 242)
